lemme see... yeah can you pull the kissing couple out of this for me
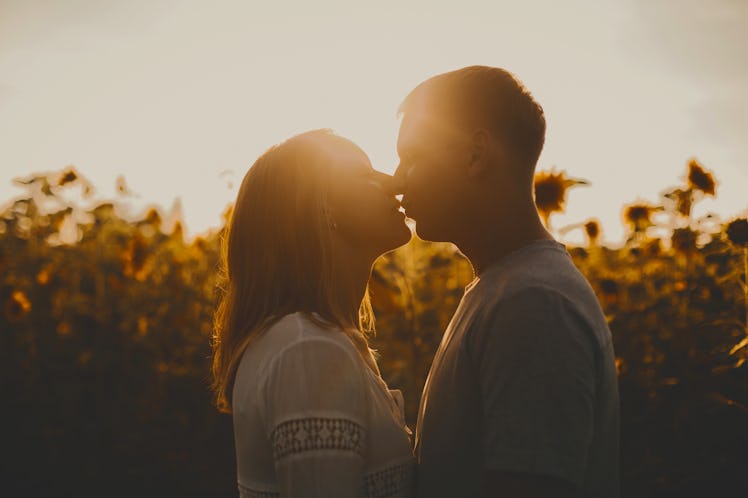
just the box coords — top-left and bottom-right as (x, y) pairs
(211, 66), (620, 498)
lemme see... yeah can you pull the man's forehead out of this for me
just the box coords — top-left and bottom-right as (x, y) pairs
(398, 113), (467, 153)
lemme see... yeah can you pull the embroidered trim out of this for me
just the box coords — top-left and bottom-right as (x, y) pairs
(237, 483), (279, 498)
(364, 462), (413, 498)
(271, 417), (366, 460)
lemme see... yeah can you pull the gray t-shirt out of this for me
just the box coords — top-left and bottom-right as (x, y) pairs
(415, 240), (620, 498)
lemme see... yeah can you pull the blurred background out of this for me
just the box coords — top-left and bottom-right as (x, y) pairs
(1, 1), (747, 497)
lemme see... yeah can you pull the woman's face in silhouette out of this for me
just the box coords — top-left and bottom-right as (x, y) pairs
(325, 142), (412, 257)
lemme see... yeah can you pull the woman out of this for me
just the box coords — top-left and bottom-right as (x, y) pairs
(212, 129), (414, 497)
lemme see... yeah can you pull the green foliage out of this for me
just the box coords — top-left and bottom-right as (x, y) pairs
(1, 164), (747, 497)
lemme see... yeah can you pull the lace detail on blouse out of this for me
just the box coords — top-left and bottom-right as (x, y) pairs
(364, 462), (413, 498)
(237, 482), (279, 498)
(271, 417), (367, 460)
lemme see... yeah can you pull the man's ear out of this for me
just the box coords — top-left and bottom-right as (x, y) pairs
(466, 129), (492, 180)
(323, 205), (338, 231)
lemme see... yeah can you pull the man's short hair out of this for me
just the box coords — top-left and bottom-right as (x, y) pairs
(399, 65), (546, 170)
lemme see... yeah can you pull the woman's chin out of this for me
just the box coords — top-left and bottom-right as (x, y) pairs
(382, 222), (413, 253)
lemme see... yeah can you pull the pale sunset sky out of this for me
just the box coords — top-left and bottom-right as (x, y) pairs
(1, 0), (746, 245)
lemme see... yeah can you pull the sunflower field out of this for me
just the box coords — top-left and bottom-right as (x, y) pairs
(1, 160), (747, 497)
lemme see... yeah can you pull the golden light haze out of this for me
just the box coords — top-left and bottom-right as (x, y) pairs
(1, 0), (746, 244)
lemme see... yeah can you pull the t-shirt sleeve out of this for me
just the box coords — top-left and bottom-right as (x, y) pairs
(468, 287), (598, 487)
(260, 336), (368, 498)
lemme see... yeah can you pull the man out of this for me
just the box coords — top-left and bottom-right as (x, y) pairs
(394, 66), (620, 498)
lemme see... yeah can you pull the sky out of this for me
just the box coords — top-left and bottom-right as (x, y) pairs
(1, 0), (746, 245)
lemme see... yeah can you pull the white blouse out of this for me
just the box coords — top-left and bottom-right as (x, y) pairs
(232, 312), (415, 498)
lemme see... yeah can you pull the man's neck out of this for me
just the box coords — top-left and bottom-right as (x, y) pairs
(457, 207), (554, 276)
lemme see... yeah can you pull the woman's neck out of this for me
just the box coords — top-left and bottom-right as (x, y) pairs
(330, 242), (375, 327)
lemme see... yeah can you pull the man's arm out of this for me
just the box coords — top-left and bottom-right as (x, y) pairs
(469, 288), (597, 497)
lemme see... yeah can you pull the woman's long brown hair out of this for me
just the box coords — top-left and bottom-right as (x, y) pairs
(211, 129), (377, 413)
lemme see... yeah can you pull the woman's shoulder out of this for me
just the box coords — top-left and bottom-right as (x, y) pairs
(265, 312), (361, 365)
(233, 312), (365, 412)
(256, 313), (371, 407)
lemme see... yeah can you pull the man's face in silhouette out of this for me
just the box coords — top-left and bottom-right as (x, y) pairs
(395, 114), (473, 243)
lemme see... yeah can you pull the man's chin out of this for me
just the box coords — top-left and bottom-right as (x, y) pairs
(413, 221), (450, 243)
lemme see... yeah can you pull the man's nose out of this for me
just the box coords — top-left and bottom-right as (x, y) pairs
(391, 163), (408, 195)
(372, 170), (403, 196)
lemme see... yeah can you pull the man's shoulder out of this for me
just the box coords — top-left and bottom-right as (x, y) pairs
(471, 246), (601, 322)
(469, 275), (585, 324)
(463, 274), (610, 373)
(472, 284), (582, 335)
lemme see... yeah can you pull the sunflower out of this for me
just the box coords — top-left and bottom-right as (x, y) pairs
(671, 227), (697, 254)
(584, 220), (600, 245)
(192, 237), (208, 252)
(124, 232), (150, 279)
(644, 238), (662, 258)
(92, 203), (115, 224)
(5, 290), (31, 322)
(725, 218), (748, 247)
(623, 203), (659, 233)
(664, 188), (693, 218)
(36, 269), (51, 285)
(598, 278), (620, 306)
(142, 208), (162, 230)
(57, 322), (72, 337)
(687, 158), (716, 196)
(533, 168), (589, 225)
(57, 167), (79, 186)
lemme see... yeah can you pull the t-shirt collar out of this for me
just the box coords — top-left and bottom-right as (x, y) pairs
(464, 238), (566, 293)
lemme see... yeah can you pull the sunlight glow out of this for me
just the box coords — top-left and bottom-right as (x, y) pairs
(1, 0), (746, 245)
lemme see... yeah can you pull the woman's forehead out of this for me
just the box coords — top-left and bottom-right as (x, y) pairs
(322, 140), (372, 172)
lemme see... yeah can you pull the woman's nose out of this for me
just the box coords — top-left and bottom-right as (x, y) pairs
(373, 170), (404, 196)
